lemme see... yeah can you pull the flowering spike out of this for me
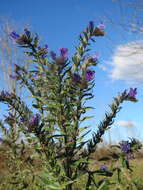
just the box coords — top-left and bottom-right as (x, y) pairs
(127, 88), (137, 98)
(97, 23), (105, 31)
(29, 114), (40, 126)
(59, 48), (68, 59)
(45, 44), (48, 49)
(92, 53), (100, 62)
(93, 23), (105, 36)
(9, 31), (20, 41)
(50, 51), (57, 60)
(85, 69), (95, 81)
(84, 53), (99, 64)
(20, 117), (26, 122)
(89, 21), (94, 29)
(0, 90), (11, 98)
(24, 28), (31, 38)
(120, 141), (131, 153)
(72, 73), (81, 83)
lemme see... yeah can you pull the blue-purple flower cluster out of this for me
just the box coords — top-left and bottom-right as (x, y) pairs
(29, 114), (40, 126)
(24, 28), (31, 38)
(20, 114), (40, 126)
(121, 141), (131, 153)
(9, 31), (20, 41)
(10, 29), (31, 43)
(123, 88), (137, 100)
(120, 140), (134, 161)
(89, 21), (105, 32)
(20, 117), (26, 123)
(20, 114), (40, 133)
(85, 69), (95, 81)
(50, 48), (68, 62)
(88, 21), (105, 36)
(0, 90), (13, 98)
(100, 163), (108, 171)
(84, 54), (99, 63)
(127, 88), (137, 98)
(72, 69), (95, 84)
(72, 73), (81, 83)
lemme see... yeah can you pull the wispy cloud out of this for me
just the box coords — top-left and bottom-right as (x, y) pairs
(109, 41), (143, 84)
(116, 120), (137, 128)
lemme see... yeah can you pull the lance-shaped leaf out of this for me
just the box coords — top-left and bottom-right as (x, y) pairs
(79, 116), (94, 122)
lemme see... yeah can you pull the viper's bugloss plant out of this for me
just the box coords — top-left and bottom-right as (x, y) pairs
(0, 21), (140, 190)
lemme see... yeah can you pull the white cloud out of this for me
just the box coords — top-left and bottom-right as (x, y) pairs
(98, 64), (107, 71)
(109, 41), (143, 84)
(116, 120), (137, 128)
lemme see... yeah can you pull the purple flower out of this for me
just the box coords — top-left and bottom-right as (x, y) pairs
(24, 28), (31, 38)
(89, 21), (94, 29)
(50, 51), (57, 60)
(79, 34), (82, 39)
(127, 88), (137, 98)
(83, 53), (99, 63)
(100, 164), (108, 171)
(83, 54), (90, 62)
(29, 114), (40, 126)
(85, 69), (95, 81)
(121, 141), (131, 153)
(39, 45), (48, 50)
(20, 117), (26, 122)
(0, 90), (11, 98)
(89, 55), (99, 63)
(90, 57), (97, 62)
(97, 23), (105, 31)
(123, 89), (127, 95)
(45, 44), (48, 49)
(92, 53), (99, 62)
(59, 48), (68, 59)
(9, 31), (20, 40)
(72, 73), (81, 83)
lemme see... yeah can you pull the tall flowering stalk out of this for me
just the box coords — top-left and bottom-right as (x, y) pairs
(0, 22), (138, 190)
(87, 89), (138, 155)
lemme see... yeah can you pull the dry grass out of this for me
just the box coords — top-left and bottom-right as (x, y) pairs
(0, 143), (143, 190)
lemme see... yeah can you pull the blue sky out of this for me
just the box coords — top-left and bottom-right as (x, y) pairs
(0, 0), (143, 144)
